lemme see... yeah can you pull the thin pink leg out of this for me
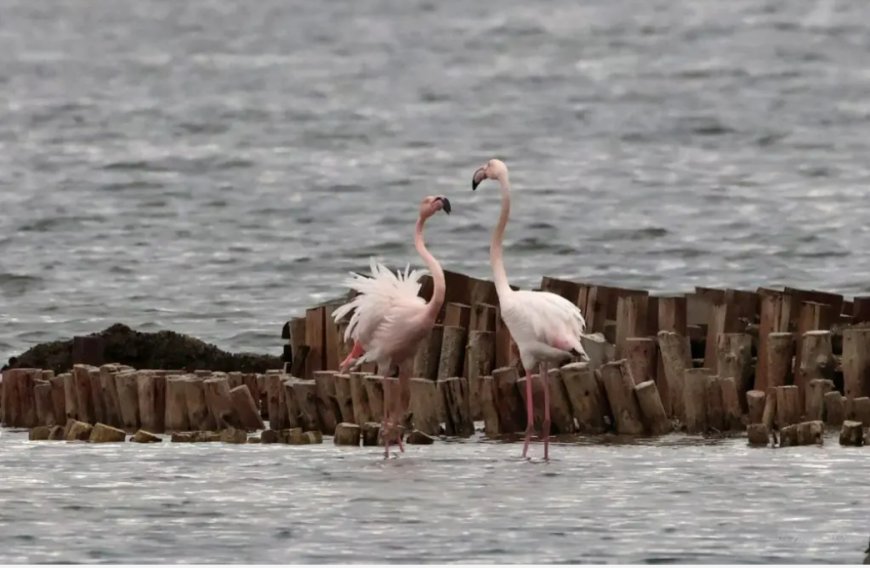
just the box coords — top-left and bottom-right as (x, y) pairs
(339, 341), (364, 373)
(382, 377), (391, 458)
(522, 370), (535, 458)
(540, 362), (551, 460)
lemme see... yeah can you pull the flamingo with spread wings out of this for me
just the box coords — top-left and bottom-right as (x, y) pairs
(332, 195), (451, 457)
(471, 159), (589, 460)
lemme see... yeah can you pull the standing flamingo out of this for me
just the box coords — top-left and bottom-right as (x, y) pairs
(471, 159), (589, 460)
(332, 195), (451, 457)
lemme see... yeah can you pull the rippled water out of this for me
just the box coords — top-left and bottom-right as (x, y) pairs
(2, 0), (870, 362)
(3, 2), (870, 562)
(0, 429), (866, 563)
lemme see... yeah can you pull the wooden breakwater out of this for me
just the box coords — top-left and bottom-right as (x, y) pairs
(3, 270), (870, 448)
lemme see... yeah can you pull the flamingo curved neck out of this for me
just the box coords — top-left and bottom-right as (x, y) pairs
(415, 215), (445, 322)
(491, 175), (513, 300)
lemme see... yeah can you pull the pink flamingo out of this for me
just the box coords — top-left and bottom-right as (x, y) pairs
(472, 159), (589, 460)
(332, 195), (451, 457)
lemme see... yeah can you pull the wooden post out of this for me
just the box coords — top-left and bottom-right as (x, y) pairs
(746, 390), (766, 424)
(839, 420), (864, 446)
(704, 300), (736, 372)
(363, 375), (384, 422)
(624, 337), (656, 385)
(842, 327), (870, 398)
(747, 423), (770, 446)
(766, 332), (795, 389)
(443, 302), (471, 329)
(98, 366), (121, 428)
(762, 387), (777, 430)
(409, 378), (440, 435)
(467, 330), (495, 421)
(756, 290), (790, 390)
(634, 380), (671, 435)
(705, 375), (726, 432)
(304, 306), (325, 380)
(137, 372), (165, 433)
(437, 326), (467, 381)
(599, 359), (645, 435)
(289, 380), (319, 431)
(2, 368), (39, 427)
(86, 367), (106, 425)
(349, 372), (371, 424)
(852, 296), (870, 324)
(63, 371), (78, 423)
(438, 377), (473, 437)
(49, 375), (66, 428)
(34, 382), (55, 426)
(805, 379), (834, 422)
(658, 296), (688, 335)
(479, 376), (500, 436)
(657, 331), (692, 421)
(229, 385), (265, 430)
(715, 333), (753, 411)
(545, 368), (575, 434)
(851, 397), (870, 427)
(413, 325), (444, 380)
(797, 330), (835, 404)
(719, 377), (743, 431)
(824, 390), (846, 426)
(333, 374), (355, 425)
(615, 295), (648, 359)
(684, 368), (714, 434)
(266, 372), (290, 430)
(469, 303), (497, 332)
(204, 377), (238, 429)
(282, 379), (301, 428)
(184, 377), (215, 431)
(559, 362), (609, 434)
(111, 370), (138, 431)
(163, 376), (189, 432)
(494, 310), (514, 369)
(323, 300), (344, 372)
(334, 423), (361, 446)
(492, 367), (526, 434)
(313, 371), (339, 434)
(73, 365), (96, 425)
(775, 385), (800, 428)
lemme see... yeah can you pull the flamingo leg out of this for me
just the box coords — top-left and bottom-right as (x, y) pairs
(339, 341), (364, 373)
(540, 362), (551, 461)
(522, 370), (535, 458)
(382, 376), (392, 458)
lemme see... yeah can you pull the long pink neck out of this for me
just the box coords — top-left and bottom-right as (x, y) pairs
(415, 215), (445, 322)
(491, 175), (513, 299)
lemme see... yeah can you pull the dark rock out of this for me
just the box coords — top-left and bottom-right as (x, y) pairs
(406, 430), (435, 445)
(29, 426), (51, 441)
(261, 429), (280, 444)
(8, 323), (282, 375)
(131, 430), (162, 443)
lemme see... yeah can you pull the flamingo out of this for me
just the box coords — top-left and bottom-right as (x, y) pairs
(471, 159), (589, 460)
(332, 195), (451, 457)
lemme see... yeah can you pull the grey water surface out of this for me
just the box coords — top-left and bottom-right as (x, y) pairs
(0, 429), (867, 564)
(2, 0), (870, 563)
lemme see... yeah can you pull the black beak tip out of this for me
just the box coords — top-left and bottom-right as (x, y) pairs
(471, 180), (479, 191)
(439, 196), (451, 214)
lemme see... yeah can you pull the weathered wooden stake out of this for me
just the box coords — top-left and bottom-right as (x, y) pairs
(839, 420), (864, 446)
(657, 331), (692, 421)
(684, 368), (714, 435)
(805, 378), (834, 422)
(334, 422), (361, 446)
(560, 362), (609, 434)
(775, 385), (800, 428)
(823, 390), (846, 427)
(63, 371), (78, 423)
(230, 385), (266, 431)
(851, 396), (870, 427)
(333, 374), (355, 425)
(409, 378), (440, 435)
(437, 326), (467, 381)
(705, 375), (726, 432)
(163, 376), (189, 432)
(746, 390), (766, 425)
(842, 327), (870, 398)
(766, 332), (795, 389)
(466, 330), (495, 421)
(715, 333), (753, 411)
(438, 377), (474, 437)
(625, 337), (656, 385)
(349, 371), (371, 424)
(413, 325), (444, 380)
(73, 365), (97, 425)
(138, 372), (166, 433)
(266, 372), (290, 431)
(204, 376), (238, 429)
(34, 382), (55, 426)
(761, 387), (778, 430)
(290, 380), (320, 431)
(634, 380), (671, 435)
(719, 376), (743, 431)
(492, 366), (526, 434)
(184, 377), (215, 431)
(98, 366), (122, 428)
(363, 375), (384, 422)
(615, 295), (648, 359)
(600, 360), (645, 435)
(747, 423), (770, 446)
(49, 374), (66, 427)
(479, 376), (500, 436)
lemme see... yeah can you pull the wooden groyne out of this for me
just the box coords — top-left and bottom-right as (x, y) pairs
(3, 270), (870, 448)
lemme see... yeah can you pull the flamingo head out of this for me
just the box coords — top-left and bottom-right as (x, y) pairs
(420, 195), (452, 219)
(471, 158), (508, 190)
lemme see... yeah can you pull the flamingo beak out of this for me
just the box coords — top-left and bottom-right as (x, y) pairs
(471, 166), (487, 190)
(435, 196), (451, 214)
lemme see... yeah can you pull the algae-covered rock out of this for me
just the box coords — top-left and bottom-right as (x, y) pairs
(29, 426), (51, 441)
(89, 423), (126, 443)
(131, 430), (162, 443)
(65, 420), (93, 441)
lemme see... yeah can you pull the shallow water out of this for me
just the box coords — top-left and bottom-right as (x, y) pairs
(2, 0), (870, 362)
(0, 428), (866, 563)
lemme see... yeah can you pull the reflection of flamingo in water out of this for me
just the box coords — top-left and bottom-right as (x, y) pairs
(471, 159), (589, 460)
(332, 195), (451, 457)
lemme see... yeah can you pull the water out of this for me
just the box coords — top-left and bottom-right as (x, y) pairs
(2, 1), (870, 562)
(2, 0), (870, 361)
(0, 429), (866, 564)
